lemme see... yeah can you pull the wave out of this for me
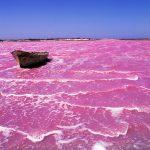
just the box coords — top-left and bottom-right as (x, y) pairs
(0, 52), (10, 55)
(1, 85), (149, 111)
(92, 141), (112, 150)
(104, 107), (124, 117)
(58, 138), (77, 144)
(57, 122), (129, 138)
(83, 124), (129, 138)
(57, 123), (84, 130)
(0, 66), (18, 73)
(0, 125), (62, 143)
(104, 106), (150, 117)
(0, 92), (56, 98)
(73, 70), (137, 74)
(126, 75), (139, 81)
(0, 75), (139, 83)
(1, 85), (149, 98)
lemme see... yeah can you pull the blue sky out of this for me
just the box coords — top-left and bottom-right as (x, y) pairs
(0, 0), (150, 39)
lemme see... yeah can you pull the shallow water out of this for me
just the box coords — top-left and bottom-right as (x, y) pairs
(0, 40), (150, 149)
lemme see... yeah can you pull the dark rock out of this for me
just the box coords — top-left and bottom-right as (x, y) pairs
(11, 50), (51, 68)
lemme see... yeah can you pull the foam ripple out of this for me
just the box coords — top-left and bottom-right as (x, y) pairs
(1, 85), (149, 98)
(0, 66), (18, 72)
(0, 125), (62, 143)
(83, 124), (129, 138)
(74, 70), (134, 74)
(58, 138), (77, 144)
(57, 123), (84, 130)
(104, 106), (150, 115)
(0, 75), (139, 83)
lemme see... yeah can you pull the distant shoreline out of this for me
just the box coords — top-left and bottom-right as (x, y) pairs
(0, 38), (149, 42)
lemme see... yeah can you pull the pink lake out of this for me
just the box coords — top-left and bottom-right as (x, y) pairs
(0, 40), (150, 149)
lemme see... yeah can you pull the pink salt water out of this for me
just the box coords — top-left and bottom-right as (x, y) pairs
(0, 40), (150, 149)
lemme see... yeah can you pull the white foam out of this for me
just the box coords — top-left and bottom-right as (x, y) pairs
(104, 107), (124, 117)
(0, 75), (139, 83)
(74, 70), (132, 74)
(57, 123), (83, 130)
(0, 91), (90, 101)
(104, 106), (150, 114)
(127, 75), (139, 81)
(84, 125), (128, 138)
(0, 92), (55, 98)
(126, 107), (150, 113)
(0, 125), (62, 143)
(58, 138), (77, 144)
(0, 52), (10, 55)
(0, 66), (18, 73)
(138, 86), (150, 91)
(92, 142), (106, 150)
(0, 84), (144, 99)
(0, 91), (98, 109)
(26, 130), (62, 143)
(0, 126), (11, 137)
(56, 101), (98, 109)
(0, 78), (94, 83)
(0, 87), (124, 100)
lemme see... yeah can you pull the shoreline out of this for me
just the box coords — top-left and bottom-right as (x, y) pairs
(0, 38), (150, 42)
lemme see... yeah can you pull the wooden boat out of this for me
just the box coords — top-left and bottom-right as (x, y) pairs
(11, 50), (49, 68)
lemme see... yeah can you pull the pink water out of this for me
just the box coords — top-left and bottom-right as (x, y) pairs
(0, 40), (150, 150)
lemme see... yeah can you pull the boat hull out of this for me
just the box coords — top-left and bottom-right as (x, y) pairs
(11, 50), (49, 68)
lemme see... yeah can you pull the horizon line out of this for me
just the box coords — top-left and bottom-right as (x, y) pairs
(0, 37), (150, 41)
